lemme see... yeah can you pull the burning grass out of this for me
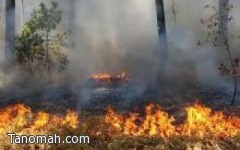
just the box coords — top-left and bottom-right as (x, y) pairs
(0, 104), (79, 149)
(0, 101), (239, 149)
(89, 72), (129, 83)
(105, 102), (240, 138)
(0, 104), (78, 133)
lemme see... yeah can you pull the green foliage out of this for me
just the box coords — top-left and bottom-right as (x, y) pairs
(16, 24), (44, 63)
(35, 2), (62, 32)
(15, 2), (69, 78)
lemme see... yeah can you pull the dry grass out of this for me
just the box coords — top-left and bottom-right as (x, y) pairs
(0, 115), (239, 150)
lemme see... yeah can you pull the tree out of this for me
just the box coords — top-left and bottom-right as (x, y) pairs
(218, 0), (229, 39)
(68, 0), (77, 47)
(217, 0), (238, 105)
(170, 0), (177, 31)
(5, 0), (15, 69)
(199, 2), (238, 105)
(155, 0), (168, 77)
(15, 21), (44, 74)
(15, 2), (69, 83)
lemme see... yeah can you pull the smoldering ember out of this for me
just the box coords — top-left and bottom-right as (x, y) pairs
(0, 0), (240, 150)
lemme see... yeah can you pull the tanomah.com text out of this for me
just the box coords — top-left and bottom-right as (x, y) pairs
(7, 133), (90, 144)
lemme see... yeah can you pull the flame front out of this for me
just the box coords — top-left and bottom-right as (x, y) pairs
(62, 110), (79, 129)
(90, 73), (112, 81)
(0, 102), (239, 139)
(181, 103), (240, 137)
(0, 104), (31, 133)
(105, 103), (240, 138)
(105, 104), (176, 137)
(0, 104), (78, 135)
(89, 72), (129, 82)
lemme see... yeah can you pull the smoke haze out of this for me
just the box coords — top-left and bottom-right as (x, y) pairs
(1, 0), (240, 100)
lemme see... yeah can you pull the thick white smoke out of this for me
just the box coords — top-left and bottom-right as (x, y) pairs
(1, 0), (240, 96)
(71, 0), (160, 86)
(164, 0), (240, 89)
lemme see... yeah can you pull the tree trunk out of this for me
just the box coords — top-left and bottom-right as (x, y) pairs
(218, 0), (229, 41)
(5, 0), (15, 69)
(232, 77), (237, 105)
(69, 0), (76, 47)
(155, 0), (168, 76)
(218, 0), (237, 105)
(46, 31), (51, 83)
(225, 35), (237, 105)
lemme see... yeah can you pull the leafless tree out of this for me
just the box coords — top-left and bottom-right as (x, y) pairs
(5, 0), (15, 69)
(155, 0), (168, 76)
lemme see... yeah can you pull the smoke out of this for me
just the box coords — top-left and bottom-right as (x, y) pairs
(1, 0), (240, 103)
(0, 0), (16, 88)
(69, 0), (161, 87)
(164, 0), (240, 89)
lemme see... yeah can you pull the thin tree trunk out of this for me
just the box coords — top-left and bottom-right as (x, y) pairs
(232, 77), (237, 105)
(28, 58), (33, 76)
(155, 0), (168, 76)
(225, 37), (237, 105)
(218, 0), (237, 105)
(69, 0), (76, 47)
(155, 0), (168, 95)
(46, 31), (51, 83)
(171, 0), (177, 29)
(21, 0), (25, 28)
(5, 0), (15, 69)
(218, 0), (229, 37)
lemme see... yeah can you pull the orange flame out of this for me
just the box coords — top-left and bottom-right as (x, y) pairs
(105, 103), (240, 138)
(181, 103), (240, 137)
(105, 104), (175, 137)
(62, 110), (79, 129)
(0, 102), (239, 139)
(105, 106), (124, 135)
(0, 104), (31, 133)
(31, 112), (50, 130)
(90, 73), (112, 80)
(89, 72), (129, 82)
(0, 104), (78, 135)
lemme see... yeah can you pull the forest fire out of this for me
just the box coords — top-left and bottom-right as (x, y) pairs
(105, 104), (176, 137)
(181, 103), (240, 138)
(0, 102), (239, 139)
(0, 104), (78, 135)
(105, 102), (240, 138)
(2, 0), (240, 149)
(89, 72), (129, 82)
(0, 102), (239, 149)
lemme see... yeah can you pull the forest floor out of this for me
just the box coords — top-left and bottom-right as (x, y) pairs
(0, 80), (239, 150)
